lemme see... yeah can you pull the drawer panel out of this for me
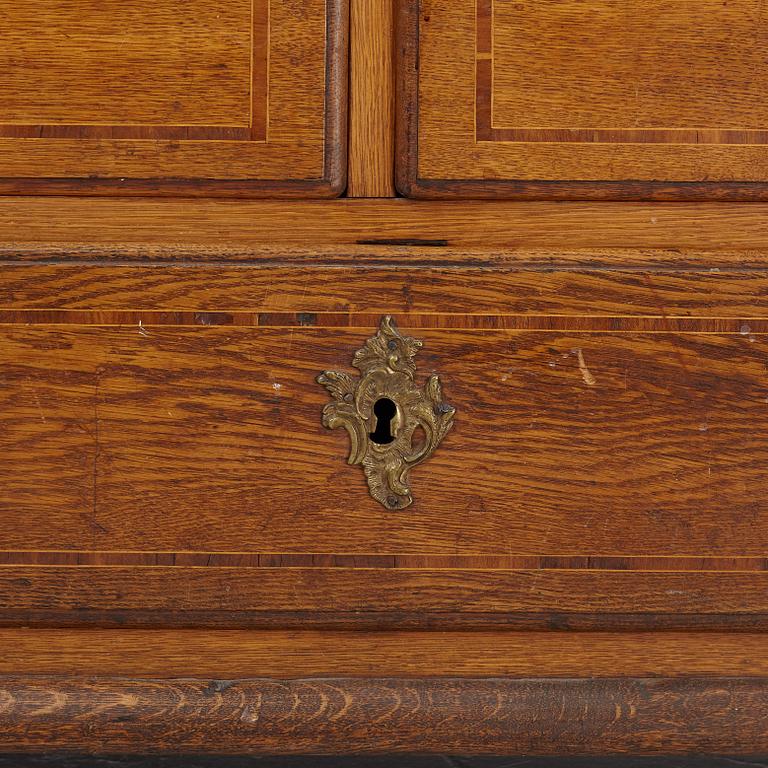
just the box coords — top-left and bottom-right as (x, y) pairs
(0, 0), (347, 196)
(397, 0), (768, 199)
(2, 324), (768, 556)
(1, 255), (768, 627)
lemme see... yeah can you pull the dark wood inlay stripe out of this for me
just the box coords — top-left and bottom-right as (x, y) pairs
(0, 551), (766, 571)
(482, 127), (768, 145)
(1, 310), (768, 333)
(0, 126), (255, 141)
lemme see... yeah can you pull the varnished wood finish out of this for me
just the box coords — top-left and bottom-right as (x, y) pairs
(5, 566), (768, 629)
(0, 628), (768, 752)
(2, 0), (767, 752)
(2, 630), (768, 678)
(3, 324), (768, 558)
(478, 0), (768, 145)
(0, 0), (268, 142)
(1, 676), (767, 755)
(347, 0), (396, 197)
(397, 0), (768, 199)
(0, 0), (348, 197)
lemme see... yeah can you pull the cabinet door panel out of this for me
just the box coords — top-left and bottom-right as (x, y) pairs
(397, 0), (768, 199)
(0, 0), (347, 196)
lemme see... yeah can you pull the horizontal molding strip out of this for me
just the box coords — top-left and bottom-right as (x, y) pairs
(4, 199), (768, 258)
(3, 629), (768, 678)
(3, 567), (768, 631)
(0, 125), (255, 141)
(0, 676), (766, 754)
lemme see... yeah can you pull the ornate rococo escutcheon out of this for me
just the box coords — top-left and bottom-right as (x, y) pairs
(317, 316), (455, 509)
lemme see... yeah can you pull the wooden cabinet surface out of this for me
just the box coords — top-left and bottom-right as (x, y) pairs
(2, 0), (768, 759)
(0, 0), (347, 196)
(397, 0), (768, 199)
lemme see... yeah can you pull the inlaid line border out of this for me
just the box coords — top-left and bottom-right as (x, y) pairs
(1, 551), (767, 571)
(0, 0), (269, 142)
(475, 0), (768, 145)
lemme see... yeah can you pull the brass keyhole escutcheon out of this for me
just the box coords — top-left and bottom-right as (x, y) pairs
(317, 316), (455, 510)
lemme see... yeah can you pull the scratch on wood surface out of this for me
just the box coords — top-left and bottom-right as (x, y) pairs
(91, 370), (101, 545)
(574, 348), (597, 386)
(31, 390), (46, 423)
(24, 377), (47, 423)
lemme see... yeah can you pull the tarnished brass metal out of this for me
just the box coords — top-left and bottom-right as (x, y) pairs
(317, 316), (455, 510)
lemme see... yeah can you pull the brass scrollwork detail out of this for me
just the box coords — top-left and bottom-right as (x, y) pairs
(317, 316), (455, 510)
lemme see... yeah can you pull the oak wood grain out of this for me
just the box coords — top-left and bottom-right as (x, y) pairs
(488, 1), (768, 140)
(3, 204), (768, 626)
(1, 629), (767, 678)
(0, 0), (262, 134)
(2, 324), (767, 556)
(4, 566), (768, 628)
(7, 267), (768, 317)
(0, 676), (766, 754)
(348, 0), (396, 197)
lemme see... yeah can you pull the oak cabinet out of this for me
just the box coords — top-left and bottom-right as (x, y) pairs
(1, 0), (768, 759)
(3, 198), (768, 754)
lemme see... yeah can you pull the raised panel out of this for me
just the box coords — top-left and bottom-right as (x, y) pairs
(397, 0), (768, 199)
(0, 0), (347, 196)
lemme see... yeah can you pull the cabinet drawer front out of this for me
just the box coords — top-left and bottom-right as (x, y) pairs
(0, 0), (347, 196)
(398, 0), (768, 200)
(2, 254), (768, 628)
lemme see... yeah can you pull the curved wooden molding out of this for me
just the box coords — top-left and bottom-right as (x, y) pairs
(1, 676), (767, 755)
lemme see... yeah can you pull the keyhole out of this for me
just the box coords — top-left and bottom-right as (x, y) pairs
(370, 398), (397, 445)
